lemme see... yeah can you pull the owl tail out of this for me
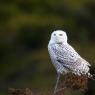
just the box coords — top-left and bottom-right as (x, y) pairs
(88, 73), (95, 80)
(88, 66), (95, 80)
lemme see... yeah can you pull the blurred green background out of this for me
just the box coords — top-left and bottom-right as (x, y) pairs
(0, 0), (95, 95)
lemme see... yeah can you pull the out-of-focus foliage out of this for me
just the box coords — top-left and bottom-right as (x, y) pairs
(0, 0), (95, 95)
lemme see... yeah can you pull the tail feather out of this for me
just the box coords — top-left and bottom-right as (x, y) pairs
(89, 66), (95, 80)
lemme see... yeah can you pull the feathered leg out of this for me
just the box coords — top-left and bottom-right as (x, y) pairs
(53, 73), (60, 95)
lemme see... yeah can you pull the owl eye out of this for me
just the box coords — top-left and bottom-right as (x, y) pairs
(59, 34), (63, 36)
(54, 34), (56, 36)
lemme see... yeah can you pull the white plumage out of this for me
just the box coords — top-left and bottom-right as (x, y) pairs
(48, 30), (91, 94)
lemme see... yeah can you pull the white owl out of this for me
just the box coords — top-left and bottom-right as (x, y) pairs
(48, 30), (92, 94)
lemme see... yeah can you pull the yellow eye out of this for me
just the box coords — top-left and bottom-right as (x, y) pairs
(59, 34), (63, 36)
(54, 34), (56, 36)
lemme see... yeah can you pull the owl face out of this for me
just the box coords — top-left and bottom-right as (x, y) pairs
(50, 30), (68, 44)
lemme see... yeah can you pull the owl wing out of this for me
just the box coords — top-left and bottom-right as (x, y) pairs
(53, 44), (90, 72)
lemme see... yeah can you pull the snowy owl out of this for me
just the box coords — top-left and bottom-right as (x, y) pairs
(48, 30), (92, 94)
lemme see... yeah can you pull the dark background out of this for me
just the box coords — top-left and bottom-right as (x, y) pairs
(0, 0), (95, 95)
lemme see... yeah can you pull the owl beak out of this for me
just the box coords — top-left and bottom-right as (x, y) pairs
(57, 42), (62, 44)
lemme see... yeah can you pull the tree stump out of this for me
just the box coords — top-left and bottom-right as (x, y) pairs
(8, 88), (33, 95)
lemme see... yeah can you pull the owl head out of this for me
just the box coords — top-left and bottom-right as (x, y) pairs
(49, 30), (68, 44)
